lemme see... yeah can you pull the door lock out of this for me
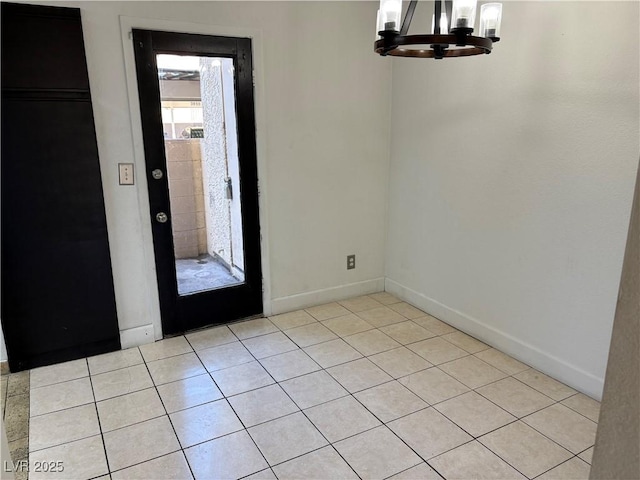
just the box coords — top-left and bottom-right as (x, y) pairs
(151, 169), (164, 180)
(156, 212), (168, 223)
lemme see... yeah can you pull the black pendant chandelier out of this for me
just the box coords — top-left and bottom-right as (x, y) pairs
(375, 0), (503, 59)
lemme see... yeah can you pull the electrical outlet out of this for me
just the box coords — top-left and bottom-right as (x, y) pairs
(347, 254), (356, 270)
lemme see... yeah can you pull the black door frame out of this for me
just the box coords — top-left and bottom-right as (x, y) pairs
(132, 29), (263, 335)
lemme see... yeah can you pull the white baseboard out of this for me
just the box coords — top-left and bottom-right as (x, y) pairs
(270, 278), (385, 316)
(385, 278), (604, 400)
(120, 324), (155, 350)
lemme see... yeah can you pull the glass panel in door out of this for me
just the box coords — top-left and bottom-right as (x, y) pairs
(157, 54), (245, 295)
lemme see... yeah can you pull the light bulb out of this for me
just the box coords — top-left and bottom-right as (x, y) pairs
(480, 3), (502, 38)
(379, 0), (402, 32)
(451, 0), (477, 31)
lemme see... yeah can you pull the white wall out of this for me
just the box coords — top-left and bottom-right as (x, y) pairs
(8, 1), (390, 346)
(386, 1), (639, 399)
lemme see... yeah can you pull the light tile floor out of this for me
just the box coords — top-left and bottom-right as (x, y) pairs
(16, 293), (600, 480)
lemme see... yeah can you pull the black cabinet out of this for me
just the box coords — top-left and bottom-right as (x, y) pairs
(1, 2), (120, 371)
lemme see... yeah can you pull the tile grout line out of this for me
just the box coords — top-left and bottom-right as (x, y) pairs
(1, 374), (8, 422)
(95, 343), (192, 477)
(107, 450), (184, 478)
(334, 394), (429, 477)
(184, 330), (274, 479)
(92, 341), (188, 476)
(268, 374), (364, 478)
(557, 396), (600, 424)
(531, 455), (591, 479)
(144, 334), (198, 480)
(86, 357), (111, 478)
(219, 320), (341, 475)
(28, 402), (94, 423)
(383, 463), (445, 480)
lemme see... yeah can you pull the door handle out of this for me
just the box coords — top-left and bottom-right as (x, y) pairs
(225, 177), (233, 200)
(156, 212), (168, 223)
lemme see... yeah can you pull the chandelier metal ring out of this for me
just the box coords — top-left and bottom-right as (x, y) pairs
(374, 34), (493, 58)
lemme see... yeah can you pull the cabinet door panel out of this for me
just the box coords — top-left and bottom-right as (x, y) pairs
(1, 3), (90, 91)
(1, 3), (120, 371)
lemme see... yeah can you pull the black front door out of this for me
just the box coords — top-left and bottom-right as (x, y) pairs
(132, 30), (263, 335)
(1, 2), (120, 371)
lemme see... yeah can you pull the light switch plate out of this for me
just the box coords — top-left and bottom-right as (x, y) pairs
(119, 163), (134, 185)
